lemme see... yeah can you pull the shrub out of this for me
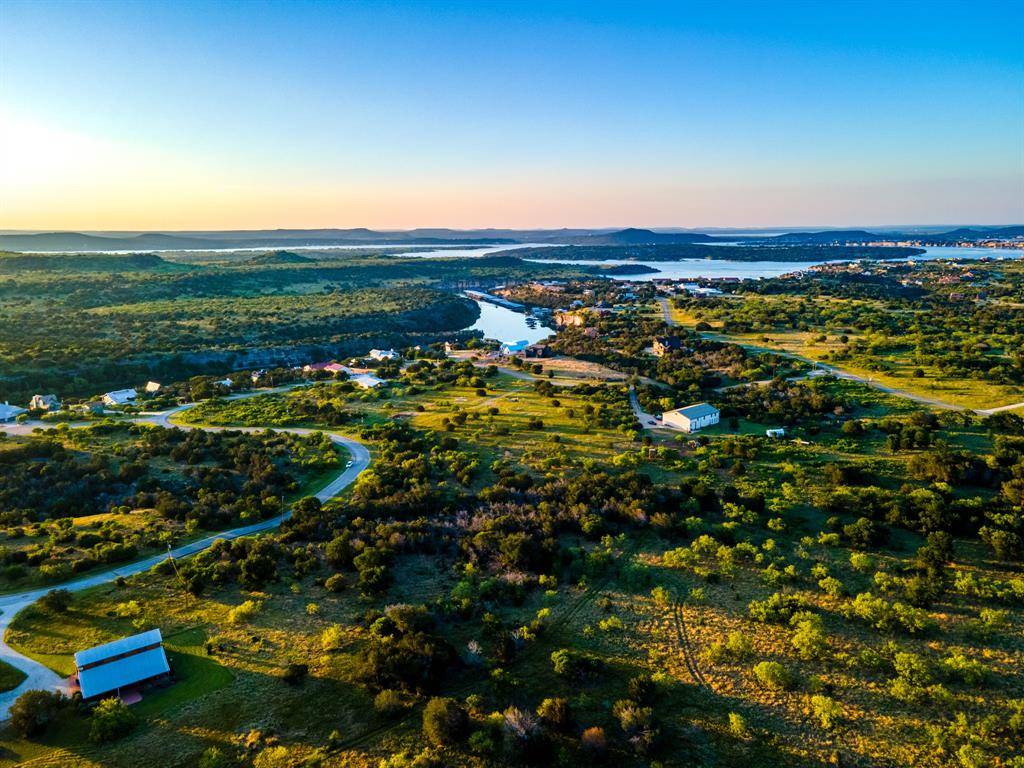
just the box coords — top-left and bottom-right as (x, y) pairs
(748, 592), (805, 624)
(790, 612), (829, 661)
(849, 552), (874, 572)
(281, 663), (308, 686)
(39, 588), (72, 613)
(422, 697), (468, 747)
(810, 695), (842, 729)
(9, 690), (65, 738)
(227, 599), (263, 625)
(941, 653), (990, 686)
(324, 573), (346, 592)
(198, 747), (234, 768)
(89, 697), (137, 743)
(728, 711), (749, 739)
(707, 631), (754, 664)
(753, 661), (795, 691)
(537, 697), (573, 732)
(321, 624), (346, 652)
(375, 689), (412, 716)
(580, 726), (608, 757)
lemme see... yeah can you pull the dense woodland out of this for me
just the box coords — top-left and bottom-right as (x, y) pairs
(0, 424), (337, 587)
(0, 250), (589, 400)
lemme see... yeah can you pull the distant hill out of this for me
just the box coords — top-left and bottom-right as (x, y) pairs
(546, 228), (718, 245)
(247, 250), (315, 264)
(0, 251), (175, 273)
(0, 230), (516, 252)
(923, 226), (1024, 241)
(770, 230), (881, 244)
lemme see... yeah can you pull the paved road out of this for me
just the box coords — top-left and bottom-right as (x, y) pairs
(0, 389), (371, 718)
(659, 302), (1022, 415)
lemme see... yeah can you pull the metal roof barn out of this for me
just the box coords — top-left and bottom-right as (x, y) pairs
(74, 628), (170, 700)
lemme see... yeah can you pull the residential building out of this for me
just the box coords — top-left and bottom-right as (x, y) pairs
(369, 348), (400, 361)
(303, 362), (348, 375)
(351, 373), (385, 388)
(102, 389), (137, 407)
(0, 402), (27, 422)
(662, 403), (720, 433)
(500, 339), (530, 355)
(652, 336), (683, 356)
(74, 628), (171, 701)
(524, 344), (550, 358)
(29, 394), (60, 411)
(144, 381), (162, 393)
(554, 311), (585, 327)
(766, 428), (786, 438)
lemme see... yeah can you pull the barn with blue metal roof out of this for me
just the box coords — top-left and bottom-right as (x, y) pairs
(74, 628), (171, 700)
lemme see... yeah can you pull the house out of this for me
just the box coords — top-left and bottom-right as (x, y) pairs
(29, 394), (60, 411)
(369, 348), (400, 361)
(500, 339), (530, 355)
(766, 428), (786, 438)
(74, 628), (171, 701)
(213, 378), (233, 388)
(661, 403), (720, 433)
(351, 373), (385, 388)
(144, 381), (162, 393)
(102, 389), (137, 407)
(250, 369), (267, 384)
(303, 362), (348, 375)
(524, 344), (550, 358)
(652, 337), (683, 357)
(0, 402), (27, 422)
(76, 401), (105, 415)
(554, 312), (585, 327)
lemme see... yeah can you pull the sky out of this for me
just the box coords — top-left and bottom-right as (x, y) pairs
(1, 0), (1022, 231)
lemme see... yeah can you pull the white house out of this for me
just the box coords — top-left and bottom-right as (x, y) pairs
(500, 339), (530, 355)
(369, 348), (400, 361)
(144, 381), (162, 393)
(351, 373), (385, 389)
(102, 389), (137, 407)
(662, 403), (720, 433)
(29, 394), (60, 411)
(766, 428), (786, 438)
(0, 402), (27, 422)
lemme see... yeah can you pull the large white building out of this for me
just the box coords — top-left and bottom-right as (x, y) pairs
(369, 348), (400, 361)
(662, 403), (720, 433)
(102, 388), (138, 406)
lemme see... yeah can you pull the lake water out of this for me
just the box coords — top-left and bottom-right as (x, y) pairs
(465, 298), (554, 344)
(525, 245), (1023, 282)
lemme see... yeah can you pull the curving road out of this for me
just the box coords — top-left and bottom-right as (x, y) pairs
(0, 390), (371, 718)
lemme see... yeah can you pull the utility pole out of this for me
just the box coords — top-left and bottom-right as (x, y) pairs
(167, 544), (189, 609)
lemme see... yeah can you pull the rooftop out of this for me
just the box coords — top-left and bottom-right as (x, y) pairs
(666, 402), (719, 420)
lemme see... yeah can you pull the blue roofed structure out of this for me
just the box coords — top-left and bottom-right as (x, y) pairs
(74, 628), (171, 700)
(500, 339), (530, 355)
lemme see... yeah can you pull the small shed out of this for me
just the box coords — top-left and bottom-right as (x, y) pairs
(74, 628), (171, 701)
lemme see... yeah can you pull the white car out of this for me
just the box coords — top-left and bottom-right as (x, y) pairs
(345, 460), (353, 468)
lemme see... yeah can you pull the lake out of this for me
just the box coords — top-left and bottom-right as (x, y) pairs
(465, 298), (554, 344)
(524, 245), (1023, 282)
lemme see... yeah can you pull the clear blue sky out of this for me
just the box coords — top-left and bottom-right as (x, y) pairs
(1, 0), (1022, 229)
